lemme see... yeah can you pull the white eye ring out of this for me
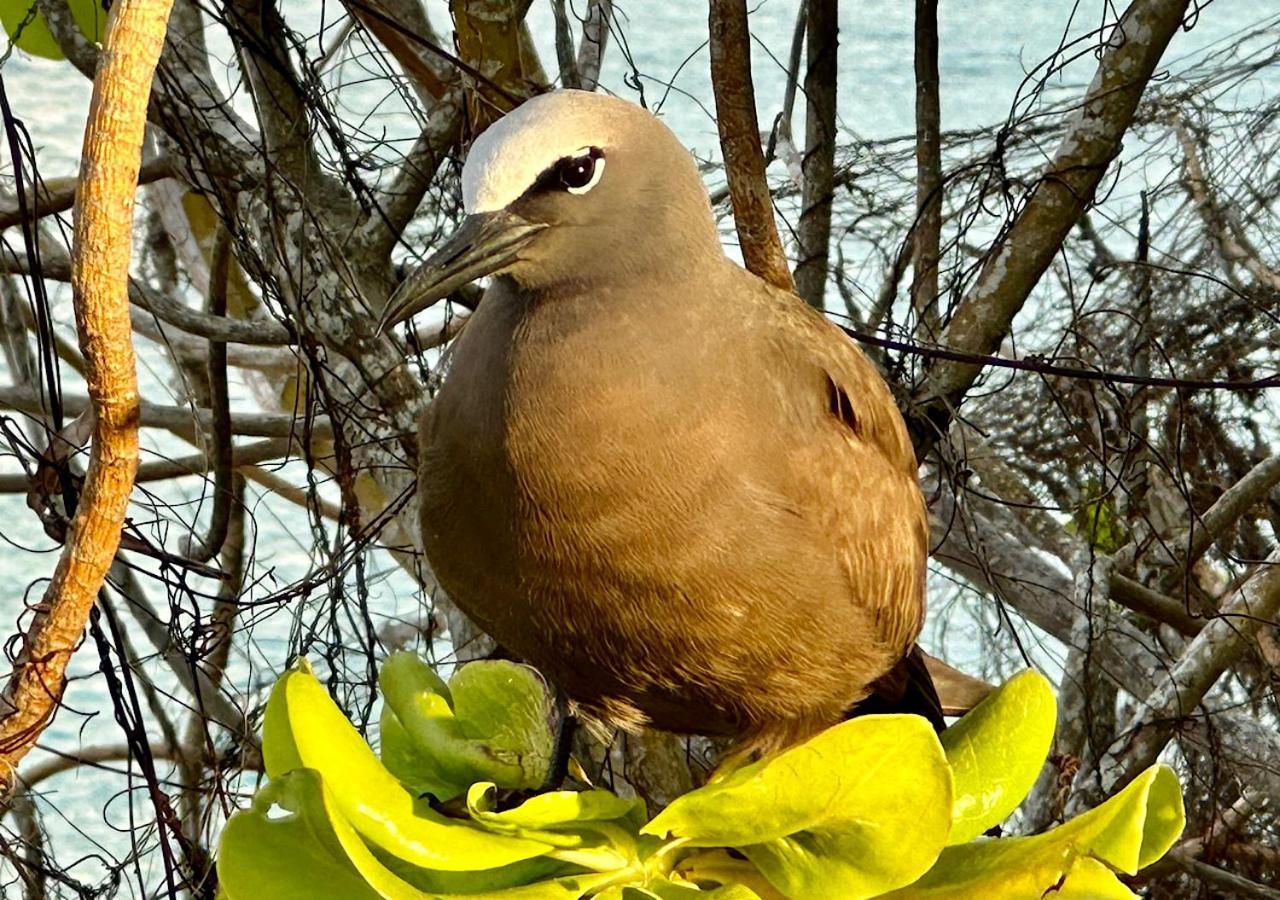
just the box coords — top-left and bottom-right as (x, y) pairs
(566, 155), (605, 195)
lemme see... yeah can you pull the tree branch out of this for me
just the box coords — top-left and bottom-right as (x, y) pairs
(0, 158), (173, 231)
(793, 0), (838, 308)
(907, 0), (1193, 456)
(708, 0), (796, 293)
(575, 0), (612, 92)
(0, 0), (171, 796)
(910, 0), (942, 338)
(1096, 548), (1280, 793)
(0, 386), (331, 440)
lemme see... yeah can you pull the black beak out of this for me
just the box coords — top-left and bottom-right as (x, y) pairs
(378, 210), (547, 333)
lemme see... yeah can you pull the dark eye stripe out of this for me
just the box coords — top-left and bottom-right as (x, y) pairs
(528, 147), (604, 196)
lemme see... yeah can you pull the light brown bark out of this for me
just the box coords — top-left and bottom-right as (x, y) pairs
(0, 0), (170, 795)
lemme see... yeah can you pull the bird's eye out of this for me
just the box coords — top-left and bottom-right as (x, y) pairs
(555, 149), (605, 195)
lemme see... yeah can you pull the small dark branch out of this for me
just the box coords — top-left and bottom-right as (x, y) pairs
(906, 0), (1193, 458)
(910, 0), (942, 338)
(181, 473), (246, 852)
(708, 0), (796, 293)
(794, 0), (838, 309)
(1176, 119), (1280, 293)
(187, 229), (234, 564)
(0, 158), (173, 231)
(575, 0), (612, 92)
(552, 0), (581, 88)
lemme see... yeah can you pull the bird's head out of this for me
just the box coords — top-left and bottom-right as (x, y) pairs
(379, 90), (721, 331)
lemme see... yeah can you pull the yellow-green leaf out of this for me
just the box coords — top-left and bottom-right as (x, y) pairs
(643, 715), (952, 900)
(219, 769), (614, 900)
(262, 662), (555, 872)
(940, 669), (1056, 844)
(379, 654), (554, 801)
(1, 0), (104, 61)
(882, 763), (1185, 898)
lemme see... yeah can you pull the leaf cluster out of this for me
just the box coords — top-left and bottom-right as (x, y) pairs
(218, 659), (1184, 899)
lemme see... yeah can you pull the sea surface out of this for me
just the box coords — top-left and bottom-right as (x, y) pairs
(0, 0), (1274, 893)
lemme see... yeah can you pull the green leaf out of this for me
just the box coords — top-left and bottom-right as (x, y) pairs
(643, 715), (952, 900)
(262, 662), (555, 872)
(940, 669), (1056, 844)
(372, 846), (584, 895)
(1, 0), (105, 61)
(379, 654), (554, 801)
(219, 769), (616, 900)
(467, 783), (643, 831)
(381, 702), (467, 802)
(219, 769), (382, 900)
(596, 884), (762, 900)
(882, 763), (1185, 898)
(461, 782), (646, 872)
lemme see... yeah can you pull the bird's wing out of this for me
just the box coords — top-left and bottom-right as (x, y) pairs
(752, 283), (929, 655)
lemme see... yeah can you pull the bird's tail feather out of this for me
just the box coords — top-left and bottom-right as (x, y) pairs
(848, 644), (946, 733)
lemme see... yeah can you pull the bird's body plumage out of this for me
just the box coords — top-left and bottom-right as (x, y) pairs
(418, 243), (928, 753)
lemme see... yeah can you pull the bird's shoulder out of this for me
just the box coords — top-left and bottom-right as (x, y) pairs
(726, 266), (917, 477)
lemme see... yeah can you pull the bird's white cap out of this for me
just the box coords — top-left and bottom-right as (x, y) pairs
(462, 90), (624, 214)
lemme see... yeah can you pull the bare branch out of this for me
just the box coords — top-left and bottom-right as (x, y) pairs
(575, 0), (612, 92)
(0, 386), (331, 440)
(1, 252), (293, 346)
(910, 0), (942, 338)
(0, 158), (173, 231)
(1097, 549), (1280, 793)
(907, 0), (1193, 455)
(708, 0), (796, 293)
(794, 0), (838, 308)
(552, 0), (581, 88)
(0, 438), (298, 493)
(1176, 119), (1280, 293)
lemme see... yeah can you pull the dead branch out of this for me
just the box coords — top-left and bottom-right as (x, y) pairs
(1097, 548), (1280, 794)
(0, 386), (332, 440)
(575, 0), (612, 92)
(0, 157), (173, 231)
(907, 0), (1194, 456)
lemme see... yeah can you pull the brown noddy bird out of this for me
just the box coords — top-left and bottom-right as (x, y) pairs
(381, 90), (944, 761)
